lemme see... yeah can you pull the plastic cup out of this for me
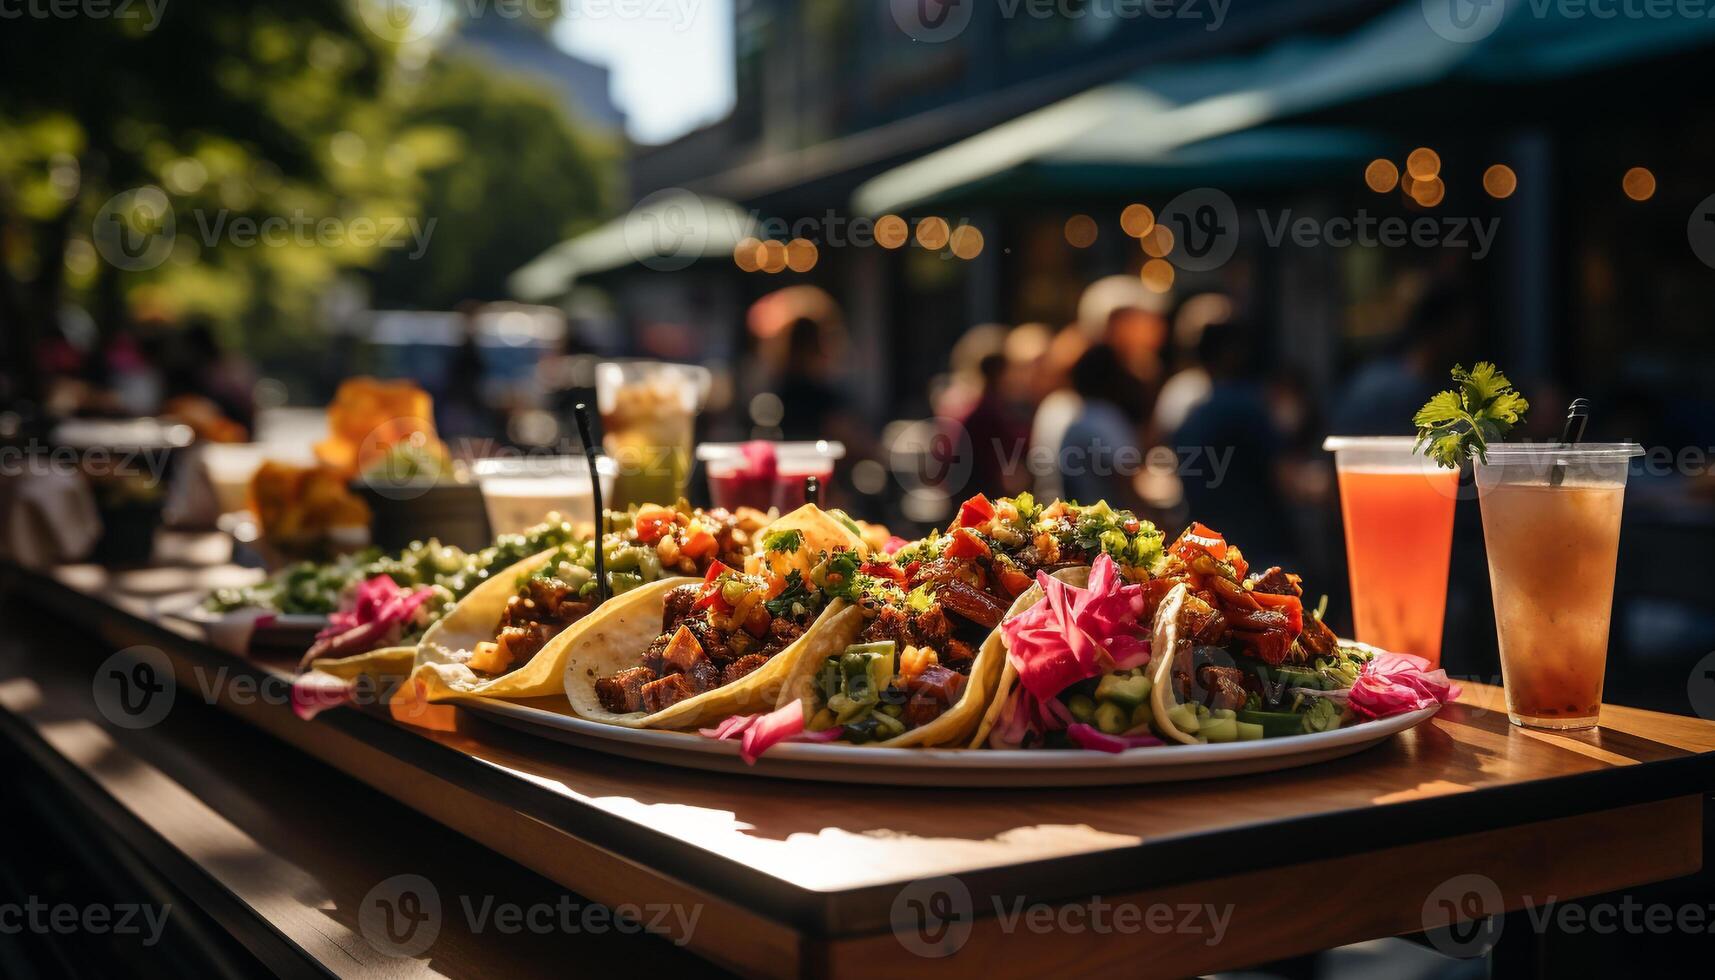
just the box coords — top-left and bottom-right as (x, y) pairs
(595, 361), (710, 509)
(1323, 436), (1460, 665)
(1475, 443), (1642, 729)
(472, 455), (615, 537)
(697, 441), (845, 512)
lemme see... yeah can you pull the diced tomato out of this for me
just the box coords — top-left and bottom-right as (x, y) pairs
(693, 561), (733, 612)
(997, 564), (1033, 597)
(1249, 590), (1303, 637)
(1170, 522), (1228, 563)
(634, 505), (676, 544)
(702, 560), (731, 584)
(861, 561), (907, 584)
(956, 494), (995, 528)
(943, 527), (991, 560)
(680, 527), (718, 562)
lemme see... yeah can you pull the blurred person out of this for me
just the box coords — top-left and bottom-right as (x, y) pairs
(951, 351), (1031, 498)
(162, 318), (252, 430)
(1172, 318), (1292, 568)
(1152, 293), (1234, 437)
(438, 309), (503, 444)
(935, 323), (1008, 421)
(1078, 274), (1171, 394)
(1059, 343), (1148, 511)
(1029, 323), (1090, 501)
(1331, 283), (1481, 436)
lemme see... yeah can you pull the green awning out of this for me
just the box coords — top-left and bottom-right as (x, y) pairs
(509, 191), (759, 301)
(853, 1), (1715, 214)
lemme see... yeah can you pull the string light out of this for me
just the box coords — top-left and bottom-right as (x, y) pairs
(916, 216), (950, 250)
(1406, 147), (1440, 181)
(949, 224), (984, 259)
(1063, 214), (1098, 248)
(1483, 165), (1517, 199)
(1622, 167), (1656, 201)
(875, 214), (908, 249)
(1120, 204), (1155, 237)
(785, 238), (817, 272)
(760, 240), (787, 273)
(733, 237), (762, 272)
(1140, 223), (1174, 258)
(1140, 258), (1174, 293)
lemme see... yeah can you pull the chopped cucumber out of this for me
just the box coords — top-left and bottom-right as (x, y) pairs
(1167, 702), (1202, 734)
(1237, 708), (1308, 738)
(1201, 717), (1239, 743)
(1209, 707), (1236, 720)
(1129, 700), (1153, 731)
(1094, 700), (1129, 735)
(1066, 694), (1096, 723)
(1235, 721), (1265, 741)
(1094, 673), (1151, 709)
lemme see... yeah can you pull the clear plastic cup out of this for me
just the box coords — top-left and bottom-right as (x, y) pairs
(1474, 443), (1643, 729)
(595, 361), (711, 509)
(1323, 436), (1461, 665)
(472, 455), (615, 537)
(697, 441), (845, 512)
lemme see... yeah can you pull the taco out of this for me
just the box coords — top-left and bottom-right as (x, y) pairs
(974, 522), (1363, 750)
(407, 504), (768, 700)
(767, 495), (1160, 748)
(563, 505), (870, 730)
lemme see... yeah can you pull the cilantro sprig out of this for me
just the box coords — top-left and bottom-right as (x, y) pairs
(762, 528), (803, 553)
(1413, 362), (1530, 468)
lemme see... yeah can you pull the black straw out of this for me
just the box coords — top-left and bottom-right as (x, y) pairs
(1551, 397), (1590, 487)
(573, 403), (609, 603)
(803, 474), (820, 507)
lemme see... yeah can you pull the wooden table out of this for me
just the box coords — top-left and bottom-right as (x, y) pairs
(3, 541), (1713, 978)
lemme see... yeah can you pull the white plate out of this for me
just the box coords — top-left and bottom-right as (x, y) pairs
(461, 698), (1441, 787)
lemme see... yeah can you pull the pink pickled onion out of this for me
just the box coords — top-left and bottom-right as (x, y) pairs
(883, 535), (910, 556)
(1346, 651), (1461, 720)
(999, 554), (1149, 702)
(1065, 723), (1164, 753)
(698, 700), (840, 764)
(299, 576), (434, 671)
(290, 671), (356, 720)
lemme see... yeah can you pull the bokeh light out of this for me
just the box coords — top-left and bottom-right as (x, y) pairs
(875, 214), (908, 249)
(1622, 167), (1656, 201)
(1140, 223), (1174, 258)
(760, 239), (788, 273)
(785, 238), (818, 272)
(1406, 147), (1440, 181)
(733, 236), (762, 271)
(1483, 165), (1517, 199)
(949, 224), (984, 259)
(1364, 159), (1399, 193)
(1140, 258), (1174, 293)
(1063, 214), (1098, 248)
(916, 216), (951, 250)
(1409, 175), (1445, 208)
(1120, 204), (1155, 238)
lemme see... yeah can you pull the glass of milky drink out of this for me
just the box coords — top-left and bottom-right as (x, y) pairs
(1475, 443), (1643, 729)
(596, 361), (711, 509)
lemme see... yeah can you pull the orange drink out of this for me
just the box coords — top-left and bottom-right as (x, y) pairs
(1475, 443), (1641, 729)
(1323, 437), (1459, 665)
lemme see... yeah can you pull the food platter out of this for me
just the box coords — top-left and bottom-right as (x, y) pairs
(462, 696), (1439, 787)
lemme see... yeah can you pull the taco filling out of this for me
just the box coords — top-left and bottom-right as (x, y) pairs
(467, 504), (766, 679)
(594, 556), (831, 715)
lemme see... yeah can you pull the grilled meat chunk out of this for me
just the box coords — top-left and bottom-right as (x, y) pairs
(1247, 566), (1303, 597)
(901, 665), (967, 729)
(935, 578), (1007, 629)
(595, 665), (657, 714)
(1195, 664), (1249, 712)
(640, 672), (698, 713)
(721, 653), (771, 686)
(1296, 612), (1340, 660)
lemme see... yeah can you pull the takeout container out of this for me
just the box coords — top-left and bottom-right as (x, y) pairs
(471, 454), (614, 537)
(352, 470), (491, 552)
(697, 441), (844, 512)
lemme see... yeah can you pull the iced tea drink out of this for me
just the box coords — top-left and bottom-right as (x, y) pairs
(1475, 444), (1642, 729)
(1324, 437), (1459, 666)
